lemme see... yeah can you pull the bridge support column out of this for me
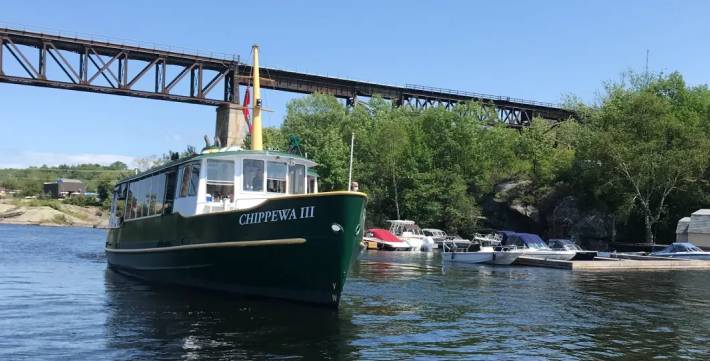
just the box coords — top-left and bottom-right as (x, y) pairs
(215, 104), (248, 148)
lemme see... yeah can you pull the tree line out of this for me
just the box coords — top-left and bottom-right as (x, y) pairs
(261, 72), (710, 244)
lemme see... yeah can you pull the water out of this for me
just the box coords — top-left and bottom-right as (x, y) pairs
(1, 224), (709, 360)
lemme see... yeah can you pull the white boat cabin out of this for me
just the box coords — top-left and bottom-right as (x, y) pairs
(109, 149), (318, 227)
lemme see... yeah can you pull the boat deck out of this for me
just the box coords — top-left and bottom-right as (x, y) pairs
(515, 255), (710, 271)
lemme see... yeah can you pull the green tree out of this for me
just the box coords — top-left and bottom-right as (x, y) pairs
(575, 72), (710, 243)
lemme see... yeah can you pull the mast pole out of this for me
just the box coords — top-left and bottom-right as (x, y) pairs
(251, 45), (263, 151)
(348, 132), (354, 191)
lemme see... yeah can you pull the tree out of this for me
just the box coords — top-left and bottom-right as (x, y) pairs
(575, 72), (710, 243)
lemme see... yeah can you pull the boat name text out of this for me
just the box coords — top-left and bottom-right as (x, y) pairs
(239, 206), (316, 225)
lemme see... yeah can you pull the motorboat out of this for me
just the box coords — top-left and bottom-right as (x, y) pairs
(441, 235), (498, 264)
(363, 228), (413, 251)
(650, 242), (710, 260)
(495, 231), (576, 264)
(387, 220), (435, 251)
(547, 239), (597, 260)
(422, 228), (471, 249)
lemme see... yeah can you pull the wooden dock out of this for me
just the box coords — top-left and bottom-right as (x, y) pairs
(515, 256), (710, 271)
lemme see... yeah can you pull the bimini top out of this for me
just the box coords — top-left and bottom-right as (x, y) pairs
(367, 228), (404, 243)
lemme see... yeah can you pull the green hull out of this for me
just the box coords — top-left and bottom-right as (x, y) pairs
(106, 192), (366, 307)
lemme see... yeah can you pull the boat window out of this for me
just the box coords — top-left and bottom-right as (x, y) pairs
(126, 184), (135, 219)
(206, 159), (235, 202)
(307, 176), (317, 193)
(150, 173), (166, 215)
(267, 161), (287, 193)
(178, 163), (201, 198)
(188, 164), (200, 197)
(243, 159), (264, 191)
(179, 166), (191, 197)
(288, 164), (306, 194)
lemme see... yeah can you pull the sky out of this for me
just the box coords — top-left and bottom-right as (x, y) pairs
(1, 0), (709, 168)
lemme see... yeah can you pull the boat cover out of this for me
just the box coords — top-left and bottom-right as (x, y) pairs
(368, 228), (405, 243)
(516, 233), (548, 247)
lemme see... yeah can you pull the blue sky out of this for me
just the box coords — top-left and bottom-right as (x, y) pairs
(1, 1), (709, 168)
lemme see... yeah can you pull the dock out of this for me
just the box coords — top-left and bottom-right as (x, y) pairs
(515, 256), (710, 271)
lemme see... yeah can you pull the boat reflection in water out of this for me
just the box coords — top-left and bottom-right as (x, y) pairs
(103, 271), (358, 360)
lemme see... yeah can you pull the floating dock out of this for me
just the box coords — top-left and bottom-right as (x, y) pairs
(515, 256), (710, 271)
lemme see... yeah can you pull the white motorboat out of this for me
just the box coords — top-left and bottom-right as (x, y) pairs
(495, 231), (576, 264)
(441, 235), (498, 264)
(650, 242), (710, 260)
(423, 228), (472, 249)
(363, 228), (413, 251)
(387, 220), (435, 252)
(547, 239), (597, 260)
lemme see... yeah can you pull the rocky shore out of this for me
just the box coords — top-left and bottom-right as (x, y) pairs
(0, 199), (108, 228)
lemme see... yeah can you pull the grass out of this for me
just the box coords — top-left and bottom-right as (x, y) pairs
(50, 214), (69, 225)
(10, 199), (63, 211)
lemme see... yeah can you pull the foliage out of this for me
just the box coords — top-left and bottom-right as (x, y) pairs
(572, 72), (710, 242)
(0, 163), (133, 201)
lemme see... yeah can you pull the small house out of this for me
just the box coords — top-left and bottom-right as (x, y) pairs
(43, 178), (85, 198)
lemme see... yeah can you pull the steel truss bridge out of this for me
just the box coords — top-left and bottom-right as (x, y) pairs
(0, 28), (573, 126)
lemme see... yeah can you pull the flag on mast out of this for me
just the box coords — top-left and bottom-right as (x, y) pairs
(243, 87), (252, 134)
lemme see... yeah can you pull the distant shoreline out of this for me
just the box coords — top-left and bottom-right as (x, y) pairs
(0, 199), (109, 229)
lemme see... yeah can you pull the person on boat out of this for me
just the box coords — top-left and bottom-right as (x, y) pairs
(351, 181), (359, 192)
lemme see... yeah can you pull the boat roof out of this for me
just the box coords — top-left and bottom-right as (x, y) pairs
(118, 148), (317, 184)
(516, 233), (547, 245)
(367, 228), (404, 242)
(387, 220), (416, 224)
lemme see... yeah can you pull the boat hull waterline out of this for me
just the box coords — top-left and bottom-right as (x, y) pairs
(106, 192), (367, 307)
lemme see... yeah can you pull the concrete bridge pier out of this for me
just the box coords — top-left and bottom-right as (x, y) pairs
(215, 104), (248, 147)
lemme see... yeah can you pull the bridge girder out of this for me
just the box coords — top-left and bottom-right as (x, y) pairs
(0, 28), (575, 126)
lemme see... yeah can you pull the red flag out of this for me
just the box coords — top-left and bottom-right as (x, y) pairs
(243, 87), (252, 135)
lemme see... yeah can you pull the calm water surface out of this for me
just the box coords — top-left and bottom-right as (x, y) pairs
(1, 224), (709, 360)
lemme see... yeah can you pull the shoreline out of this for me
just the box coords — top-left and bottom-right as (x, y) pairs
(0, 199), (109, 229)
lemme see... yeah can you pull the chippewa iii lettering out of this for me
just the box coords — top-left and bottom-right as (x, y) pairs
(239, 206), (316, 225)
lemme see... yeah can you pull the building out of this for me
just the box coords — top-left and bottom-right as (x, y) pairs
(43, 178), (85, 198)
(676, 209), (710, 249)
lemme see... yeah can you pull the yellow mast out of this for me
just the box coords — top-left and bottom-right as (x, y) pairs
(251, 44), (263, 151)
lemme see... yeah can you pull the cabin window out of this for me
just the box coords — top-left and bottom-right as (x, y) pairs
(111, 184), (127, 221)
(150, 173), (166, 215)
(243, 159), (264, 191)
(178, 162), (201, 198)
(307, 176), (317, 193)
(267, 161), (287, 193)
(288, 164), (306, 194)
(206, 159), (235, 202)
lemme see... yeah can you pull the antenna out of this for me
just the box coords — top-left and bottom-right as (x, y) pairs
(645, 49), (649, 75)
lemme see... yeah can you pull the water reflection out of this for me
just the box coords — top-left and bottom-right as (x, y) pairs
(104, 270), (359, 360)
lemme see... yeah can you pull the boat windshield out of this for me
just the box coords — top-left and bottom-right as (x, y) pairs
(666, 243), (704, 253)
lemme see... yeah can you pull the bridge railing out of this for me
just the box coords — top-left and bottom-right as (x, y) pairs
(404, 83), (561, 109)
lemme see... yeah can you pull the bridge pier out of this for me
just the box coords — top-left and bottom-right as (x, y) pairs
(215, 104), (248, 147)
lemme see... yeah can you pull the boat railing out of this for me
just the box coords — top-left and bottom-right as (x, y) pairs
(201, 201), (237, 214)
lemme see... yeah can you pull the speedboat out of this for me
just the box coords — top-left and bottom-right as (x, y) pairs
(495, 231), (576, 264)
(423, 228), (471, 249)
(650, 242), (710, 260)
(441, 235), (498, 264)
(547, 239), (597, 260)
(363, 228), (412, 251)
(387, 220), (435, 252)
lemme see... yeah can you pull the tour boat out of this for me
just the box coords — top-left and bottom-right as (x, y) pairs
(363, 228), (412, 251)
(105, 46), (367, 307)
(387, 220), (435, 251)
(650, 242), (710, 260)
